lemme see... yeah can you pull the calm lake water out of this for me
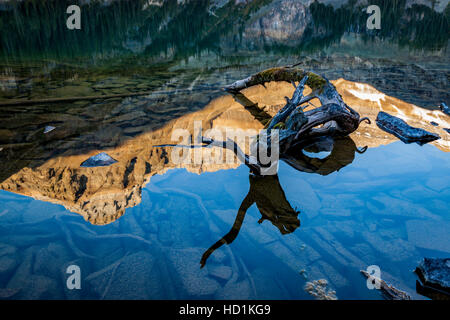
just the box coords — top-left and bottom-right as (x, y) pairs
(0, 0), (449, 299)
(0, 142), (449, 299)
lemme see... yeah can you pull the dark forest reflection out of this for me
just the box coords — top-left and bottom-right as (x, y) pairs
(0, 0), (448, 61)
(200, 136), (366, 267)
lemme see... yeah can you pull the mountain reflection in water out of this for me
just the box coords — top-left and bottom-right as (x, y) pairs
(1, 78), (448, 225)
(0, 0), (449, 300)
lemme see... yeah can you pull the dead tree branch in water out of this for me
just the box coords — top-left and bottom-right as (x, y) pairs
(206, 67), (371, 174)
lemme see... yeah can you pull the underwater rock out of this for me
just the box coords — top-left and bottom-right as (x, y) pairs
(440, 103), (450, 116)
(360, 270), (411, 300)
(415, 258), (450, 300)
(207, 265), (233, 281)
(304, 279), (337, 300)
(0, 288), (20, 299)
(375, 111), (440, 145)
(33, 243), (71, 279)
(43, 126), (56, 134)
(216, 280), (253, 300)
(406, 220), (450, 252)
(87, 251), (159, 299)
(168, 248), (221, 297)
(80, 152), (118, 167)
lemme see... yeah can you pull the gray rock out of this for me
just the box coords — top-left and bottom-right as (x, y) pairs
(415, 258), (450, 299)
(80, 152), (118, 167)
(376, 111), (440, 145)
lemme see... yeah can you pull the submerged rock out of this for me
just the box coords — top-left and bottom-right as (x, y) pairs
(415, 258), (450, 300)
(80, 152), (118, 167)
(440, 103), (450, 116)
(376, 111), (440, 145)
(304, 279), (337, 300)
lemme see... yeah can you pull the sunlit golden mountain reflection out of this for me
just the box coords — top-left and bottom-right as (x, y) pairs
(0, 79), (448, 224)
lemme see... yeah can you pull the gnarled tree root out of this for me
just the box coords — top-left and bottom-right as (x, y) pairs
(213, 67), (370, 174)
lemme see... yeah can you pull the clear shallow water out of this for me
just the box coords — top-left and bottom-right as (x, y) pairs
(0, 141), (448, 299)
(0, 0), (449, 300)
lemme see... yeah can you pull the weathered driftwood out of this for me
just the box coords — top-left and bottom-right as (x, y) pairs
(361, 270), (411, 300)
(206, 67), (370, 174)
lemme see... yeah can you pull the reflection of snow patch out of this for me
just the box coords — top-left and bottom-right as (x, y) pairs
(348, 84), (386, 108)
(411, 107), (445, 126)
(389, 104), (405, 116)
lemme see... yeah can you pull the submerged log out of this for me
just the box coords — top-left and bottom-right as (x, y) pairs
(376, 111), (440, 145)
(360, 270), (411, 300)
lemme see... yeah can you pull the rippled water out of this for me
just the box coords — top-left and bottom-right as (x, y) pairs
(0, 0), (449, 300)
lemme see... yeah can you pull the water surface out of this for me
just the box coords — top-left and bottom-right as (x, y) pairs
(0, 0), (449, 300)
